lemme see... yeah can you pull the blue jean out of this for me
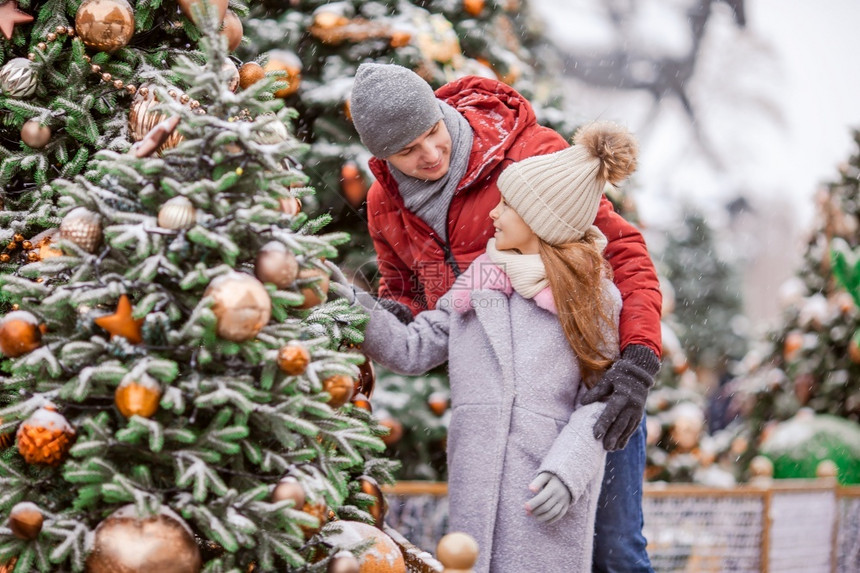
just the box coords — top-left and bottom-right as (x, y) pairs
(592, 416), (654, 572)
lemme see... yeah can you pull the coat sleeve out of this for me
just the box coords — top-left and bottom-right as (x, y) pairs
(594, 197), (663, 358)
(366, 181), (426, 316)
(355, 290), (451, 376)
(537, 402), (608, 502)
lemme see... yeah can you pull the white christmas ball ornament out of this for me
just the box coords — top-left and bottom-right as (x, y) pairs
(157, 196), (196, 230)
(204, 272), (272, 342)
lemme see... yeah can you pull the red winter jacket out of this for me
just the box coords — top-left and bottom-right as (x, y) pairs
(366, 76), (662, 357)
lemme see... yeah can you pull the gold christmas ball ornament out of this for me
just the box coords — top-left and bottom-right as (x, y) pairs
(177, 0), (227, 24)
(158, 196), (197, 230)
(436, 532), (478, 571)
(0, 310), (43, 357)
(59, 206), (102, 253)
(238, 62), (265, 90)
(20, 120), (51, 148)
(263, 50), (302, 98)
(9, 501), (43, 540)
(0, 57), (37, 97)
(328, 551), (360, 573)
(271, 476), (306, 507)
(357, 475), (386, 528)
(277, 342), (311, 375)
(115, 374), (161, 418)
(129, 84), (184, 152)
(85, 505), (202, 573)
(75, 0), (135, 52)
(297, 267), (330, 309)
(322, 374), (354, 408)
(17, 405), (75, 466)
(255, 241), (298, 289)
(220, 9), (243, 52)
(321, 521), (406, 573)
(204, 272), (272, 342)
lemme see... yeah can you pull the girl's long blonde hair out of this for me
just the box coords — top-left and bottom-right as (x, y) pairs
(538, 234), (616, 388)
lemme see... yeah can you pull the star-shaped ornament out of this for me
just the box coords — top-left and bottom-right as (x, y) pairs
(0, 1), (33, 41)
(94, 294), (144, 344)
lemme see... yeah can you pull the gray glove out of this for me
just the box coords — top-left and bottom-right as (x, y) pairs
(580, 344), (660, 451)
(525, 472), (572, 524)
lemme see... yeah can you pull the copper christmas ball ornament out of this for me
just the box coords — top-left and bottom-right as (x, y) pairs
(279, 196), (302, 216)
(238, 62), (265, 90)
(255, 241), (299, 289)
(328, 551), (360, 573)
(357, 475), (386, 528)
(157, 196), (197, 230)
(115, 375), (161, 418)
(263, 50), (302, 98)
(129, 84), (184, 152)
(204, 272), (272, 342)
(436, 532), (478, 571)
(297, 268), (330, 309)
(59, 206), (102, 253)
(277, 343), (311, 375)
(321, 521), (406, 573)
(20, 120), (51, 148)
(378, 417), (403, 446)
(322, 374), (354, 408)
(9, 501), (43, 540)
(85, 505), (202, 573)
(463, 0), (485, 16)
(0, 310), (42, 357)
(271, 476), (306, 507)
(220, 9), (242, 52)
(75, 0), (135, 52)
(427, 391), (448, 417)
(340, 161), (367, 208)
(0, 57), (37, 97)
(177, 0), (227, 24)
(17, 405), (75, 466)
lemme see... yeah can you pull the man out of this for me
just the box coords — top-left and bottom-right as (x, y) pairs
(350, 63), (661, 572)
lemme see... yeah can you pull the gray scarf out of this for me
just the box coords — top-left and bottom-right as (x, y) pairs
(390, 101), (473, 240)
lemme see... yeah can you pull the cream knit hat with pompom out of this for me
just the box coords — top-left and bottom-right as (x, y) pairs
(497, 121), (638, 245)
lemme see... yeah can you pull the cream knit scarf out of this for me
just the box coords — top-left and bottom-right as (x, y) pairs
(485, 238), (548, 299)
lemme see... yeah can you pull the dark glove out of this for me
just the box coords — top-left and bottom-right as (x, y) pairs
(372, 297), (415, 325)
(580, 344), (660, 451)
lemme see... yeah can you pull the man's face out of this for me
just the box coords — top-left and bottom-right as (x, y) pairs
(386, 120), (452, 181)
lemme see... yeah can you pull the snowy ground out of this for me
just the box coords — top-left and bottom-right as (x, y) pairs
(530, 0), (860, 324)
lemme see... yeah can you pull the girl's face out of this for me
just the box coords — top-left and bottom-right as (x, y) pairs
(489, 198), (540, 254)
(386, 120), (452, 181)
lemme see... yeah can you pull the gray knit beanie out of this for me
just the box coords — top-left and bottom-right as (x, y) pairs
(350, 63), (444, 158)
(497, 121), (638, 245)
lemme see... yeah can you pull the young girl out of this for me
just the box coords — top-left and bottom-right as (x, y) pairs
(336, 122), (638, 572)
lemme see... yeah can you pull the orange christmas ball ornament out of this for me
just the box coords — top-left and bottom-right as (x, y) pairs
(277, 343), (311, 375)
(9, 502), (43, 540)
(783, 330), (804, 361)
(340, 161), (367, 208)
(463, 0), (485, 16)
(322, 374), (354, 408)
(300, 502), (329, 538)
(378, 417), (403, 446)
(321, 521), (406, 573)
(427, 391), (448, 417)
(263, 50), (302, 98)
(17, 405), (75, 466)
(351, 392), (372, 412)
(238, 62), (265, 90)
(115, 375), (161, 418)
(297, 268), (330, 309)
(0, 310), (43, 357)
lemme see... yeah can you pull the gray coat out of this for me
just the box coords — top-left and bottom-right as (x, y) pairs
(358, 278), (619, 573)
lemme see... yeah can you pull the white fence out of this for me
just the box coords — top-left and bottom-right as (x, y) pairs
(383, 480), (860, 572)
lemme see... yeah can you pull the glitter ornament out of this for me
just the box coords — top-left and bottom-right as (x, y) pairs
(75, 0), (135, 52)
(277, 343), (310, 375)
(20, 120), (51, 148)
(129, 84), (184, 153)
(322, 374), (354, 408)
(9, 502), (43, 540)
(115, 374), (161, 418)
(205, 272), (272, 342)
(0, 57), (37, 97)
(59, 206), (102, 253)
(255, 241), (298, 288)
(321, 521), (406, 573)
(158, 196), (197, 230)
(85, 505), (202, 573)
(17, 405), (75, 466)
(0, 310), (42, 357)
